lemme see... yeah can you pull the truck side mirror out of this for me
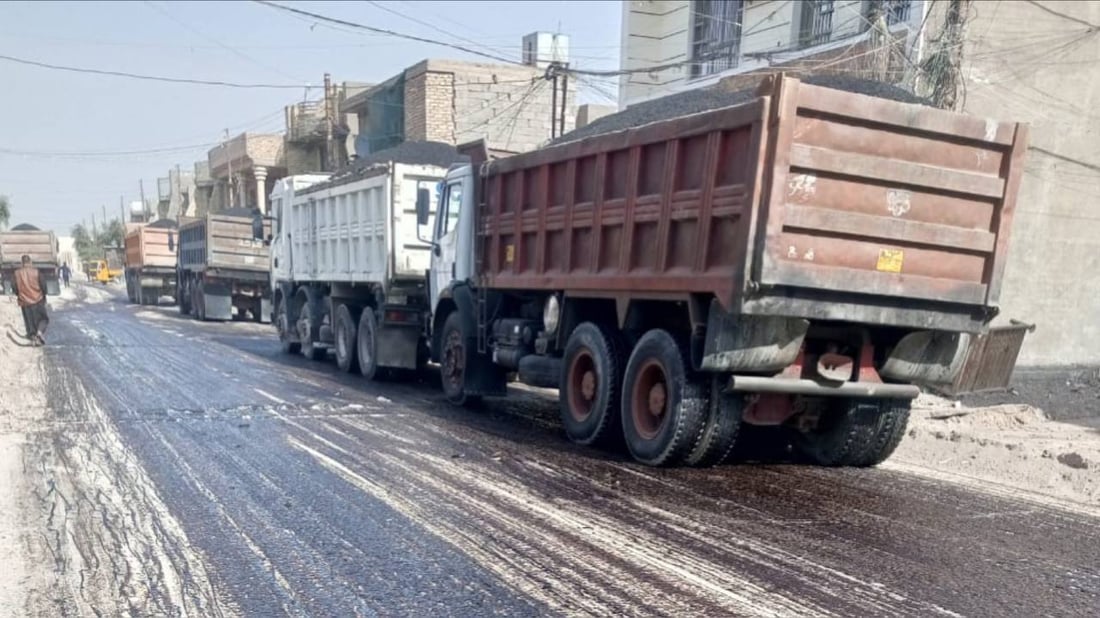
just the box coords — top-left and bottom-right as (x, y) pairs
(167, 232), (175, 253)
(416, 188), (431, 226)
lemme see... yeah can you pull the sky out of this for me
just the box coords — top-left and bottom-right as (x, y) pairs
(0, 0), (622, 234)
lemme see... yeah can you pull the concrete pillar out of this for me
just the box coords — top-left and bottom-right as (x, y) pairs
(254, 166), (268, 214)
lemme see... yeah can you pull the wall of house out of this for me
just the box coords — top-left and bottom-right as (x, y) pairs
(619, 0), (917, 107)
(927, 0), (1100, 365)
(403, 59), (575, 153)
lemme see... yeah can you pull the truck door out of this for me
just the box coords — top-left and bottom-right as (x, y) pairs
(430, 176), (469, 313)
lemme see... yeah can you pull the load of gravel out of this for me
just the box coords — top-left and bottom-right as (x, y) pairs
(302, 141), (469, 195)
(553, 74), (930, 146)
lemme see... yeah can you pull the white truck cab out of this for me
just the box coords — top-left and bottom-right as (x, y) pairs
(424, 165), (477, 317)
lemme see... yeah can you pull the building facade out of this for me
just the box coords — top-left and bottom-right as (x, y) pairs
(618, 0), (1100, 366)
(342, 35), (577, 156)
(206, 133), (286, 214)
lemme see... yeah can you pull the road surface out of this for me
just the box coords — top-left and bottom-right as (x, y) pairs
(17, 284), (1100, 616)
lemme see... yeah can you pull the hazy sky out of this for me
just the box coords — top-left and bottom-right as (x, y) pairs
(0, 0), (621, 234)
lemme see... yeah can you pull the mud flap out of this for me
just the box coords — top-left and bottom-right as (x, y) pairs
(940, 322), (1034, 396)
(259, 297), (272, 323)
(452, 283), (507, 398)
(203, 293), (233, 321)
(376, 324), (419, 370)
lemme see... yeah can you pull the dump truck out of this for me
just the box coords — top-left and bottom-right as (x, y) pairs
(415, 75), (1031, 468)
(0, 225), (60, 296)
(177, 211), (271, 321)
(124, 221), (178, 305)
(269, 156), (450, 375)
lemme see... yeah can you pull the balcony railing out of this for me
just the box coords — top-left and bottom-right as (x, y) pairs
(287, 101), (327, 142)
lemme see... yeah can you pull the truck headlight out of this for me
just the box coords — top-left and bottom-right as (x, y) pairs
(543, 295), (561, 335)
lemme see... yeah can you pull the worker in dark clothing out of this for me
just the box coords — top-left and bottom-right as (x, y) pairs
(60, 262), (71, 288)
(11, 255), (49, 346)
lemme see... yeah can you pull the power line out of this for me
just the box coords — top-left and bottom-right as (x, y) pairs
(363, 0), (512, 62)
(0, 52), (313, 89)
(253, 1), (523, 66)
(142, 0), (307, 84)
(1021, 0), (1100, 31)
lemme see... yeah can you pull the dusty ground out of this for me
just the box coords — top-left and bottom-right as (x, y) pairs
(890, 395), (1100, 510)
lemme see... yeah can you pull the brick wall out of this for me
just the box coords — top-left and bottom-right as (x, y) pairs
(403, 60), (577, 153)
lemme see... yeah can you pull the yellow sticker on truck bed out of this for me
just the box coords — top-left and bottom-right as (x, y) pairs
(877, 249), (904, 273)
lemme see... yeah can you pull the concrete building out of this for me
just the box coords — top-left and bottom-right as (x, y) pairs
(193, 161), (214, 217)
(342, 33), (577, 156)
(206, 133), (286, 214)
(618, 0), (1100, 366)
(284, 81), (371, 174)
(156, 167), (197, 220)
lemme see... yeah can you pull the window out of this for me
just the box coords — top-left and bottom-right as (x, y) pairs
(884, 0), (913, 26)
(440, 182), (463, 236)
(799, 0), (836, 48)
(690, 0), (745, 79)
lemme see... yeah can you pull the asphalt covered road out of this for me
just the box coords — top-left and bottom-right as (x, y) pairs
(34, 286), (1100, 616)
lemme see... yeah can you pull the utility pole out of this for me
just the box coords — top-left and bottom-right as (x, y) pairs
(323, 72), (333, 172)
(225, 128), (235, 210)
(139, 179), (148, 222)
(120, 195), (126, 227)
(102, 205), (108, 235)
(91, 213), (97, 238)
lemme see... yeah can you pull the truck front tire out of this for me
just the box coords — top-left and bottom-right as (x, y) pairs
(440, 311), (479, 406)
(621, 330), (709, 467)
(560, 322), (625, 447)
(275, 298), (299, 354)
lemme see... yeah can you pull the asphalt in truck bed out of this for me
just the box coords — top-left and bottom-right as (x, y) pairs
(31, 285), (1100, 616)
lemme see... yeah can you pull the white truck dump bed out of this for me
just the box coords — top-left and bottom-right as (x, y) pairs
(279, 162), (444, 287)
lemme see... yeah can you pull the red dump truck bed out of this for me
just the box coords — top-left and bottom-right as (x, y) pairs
(478, 76), (1028, 333)
(125, 225), (177, 270)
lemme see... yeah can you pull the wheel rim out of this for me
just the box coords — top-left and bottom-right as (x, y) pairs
(631, 360), (668, 440)
(442, 328), (464, 394)
(297, 309), (311, 348)
(567, 348), (598, 422)
(276, 304), (290, 341)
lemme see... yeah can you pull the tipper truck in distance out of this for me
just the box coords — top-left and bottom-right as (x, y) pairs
(177, 212), (272, 322)
(416, 75), (1031, 468)
(269, 159), (449, 375)
(124, 221), (178, 305)
(0, 226), (60, 296)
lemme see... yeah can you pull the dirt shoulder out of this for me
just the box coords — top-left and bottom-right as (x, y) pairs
(888, 394), (1100, 513)
(0, 296), (49, 614)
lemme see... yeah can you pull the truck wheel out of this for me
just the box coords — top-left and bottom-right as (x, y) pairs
(560, 322), (625, 447)
(621, 329), (709, 467)
(440, 312), (478, 405)
(274, 298), (299, 354)
(298, 301), (326, 361)
(334, 304), (360, 374)
(357, 308), (380, 380)
(684, 377), (744, 467)
(796, 398), (912, 467)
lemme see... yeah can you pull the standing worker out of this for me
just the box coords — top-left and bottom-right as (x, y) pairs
(60, 261), (71, 288)
(11, 254), (49, 346)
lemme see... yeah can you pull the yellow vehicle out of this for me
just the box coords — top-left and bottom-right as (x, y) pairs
(94, 247), (124, 284)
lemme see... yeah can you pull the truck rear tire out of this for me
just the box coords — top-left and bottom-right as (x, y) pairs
(179, 279), (192, 316)
(440, 311), (479, 406)
(298, 301), (326, 361)
(560, 322), (625, 447)
(195, 281), (207, 321)
(275, 297), (298, 354)
(335, 304), (360, 374)
(795, 398), (912, 467)
(357, 308), (381, 380)
(684, 377), (744, 467)
(621, 329), (709, 467)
